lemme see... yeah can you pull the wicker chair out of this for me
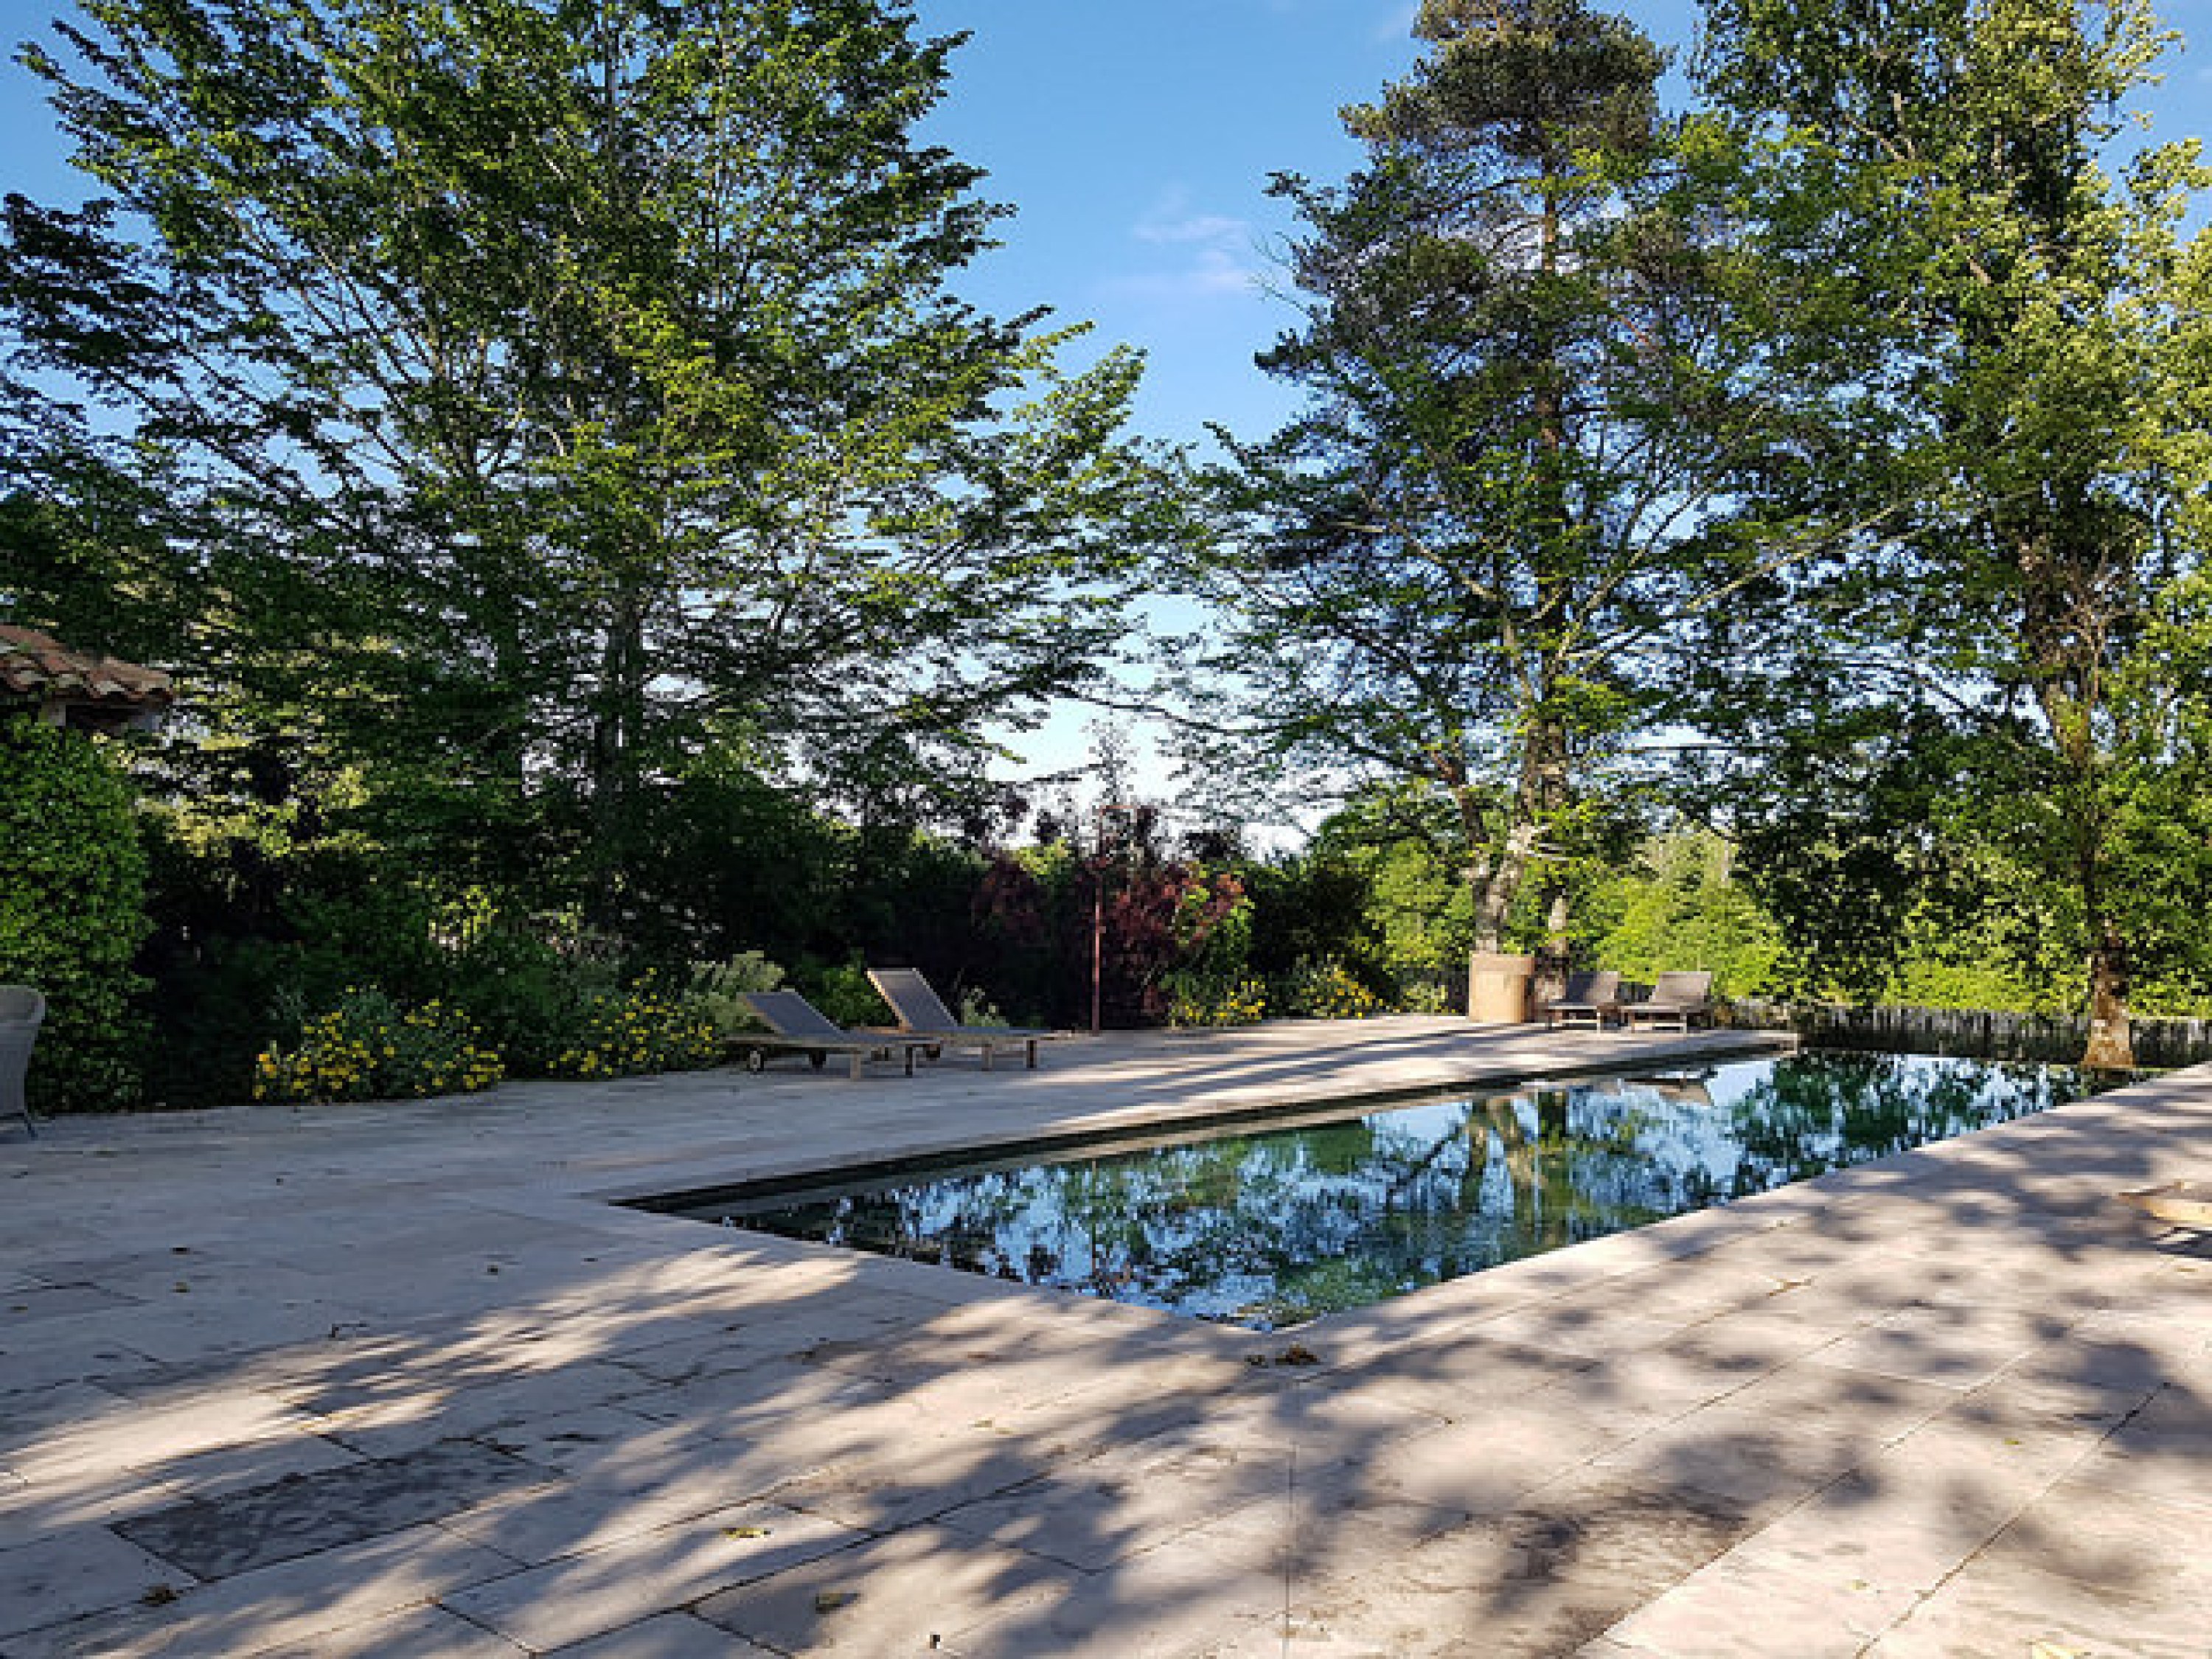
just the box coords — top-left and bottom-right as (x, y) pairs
(0, 985), (46, 1138)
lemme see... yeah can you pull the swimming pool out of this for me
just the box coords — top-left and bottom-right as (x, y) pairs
(653, 1051), (2110, 1329)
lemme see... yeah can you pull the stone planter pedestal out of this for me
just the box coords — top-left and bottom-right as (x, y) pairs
(1467, 952), (1534, 1024)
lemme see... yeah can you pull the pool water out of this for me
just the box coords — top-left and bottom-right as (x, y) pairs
(662, 1051), (2110, 1330)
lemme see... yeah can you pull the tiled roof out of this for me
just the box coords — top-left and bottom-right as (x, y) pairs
(0, 625), (175, 713)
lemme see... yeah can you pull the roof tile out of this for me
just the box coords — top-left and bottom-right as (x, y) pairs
(0, 625), (175, 712)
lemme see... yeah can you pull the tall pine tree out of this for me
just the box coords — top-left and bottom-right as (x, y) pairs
(1178, 0), (1818, 1003)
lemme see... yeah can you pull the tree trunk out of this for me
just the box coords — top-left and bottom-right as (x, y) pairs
(2014, 527), (2132, 1073)
(1461, 711), (1572, 1007)
(1532, 888), (1574, 1012)
(587, 594), (647, 928)
(2082, 925), (2135, 1071)
(1467, 842), (1521, 956)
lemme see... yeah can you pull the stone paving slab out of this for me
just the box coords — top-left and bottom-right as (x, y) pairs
(237, 1604), (529, 1659)
(1, 1018), (2208, 1655)
(3, 1523), (526, 1658)
(547, 1611), (774, 1658)
(692, 1521), (1088, 1656)
(439, 1500), (860, 1652)
(0, 1526), (188, 1639)
(113, 1438), (548, 1579)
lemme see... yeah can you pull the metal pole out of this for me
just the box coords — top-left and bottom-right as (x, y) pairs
(1090, 803), (1127, 1038)
(1091, 875), (1103, 1037)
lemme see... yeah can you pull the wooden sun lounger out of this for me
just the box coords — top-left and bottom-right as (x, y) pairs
(866, 968), (1064, 1071)
(1545, 970), (1621, 1030)
(1624, 971), (1715, 1032)
(733, 991), (937, 1081)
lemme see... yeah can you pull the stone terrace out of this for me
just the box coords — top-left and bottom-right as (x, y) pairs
(2, 1017), (2208, 1656)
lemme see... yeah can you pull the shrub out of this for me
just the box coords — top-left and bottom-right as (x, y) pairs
(799, 958), (892, 1029)
(956, 984), (1006, 1026)
(688, 950), (786, 1039)
(1276, 958), (1381, 1020)
(439, 917), (622, 1074)
(0, 720), (150, 1110)
(1166, 978), (1267, 1028)
(544, 975), (718, 1079)
(1394, 975), (1453, 1015)
(254, 987), (503, 1102)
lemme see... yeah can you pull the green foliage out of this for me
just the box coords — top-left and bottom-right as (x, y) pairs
(687, 952), (787, 1040)
(0, 720), (150, 1110)
(1158, 866), (1259, 1028)
(437, 919), (626, 1078)
(1273, 959), (1383, 1020)
(1885, 914), (2056, 1015)
(1175, 870), (1254, 982)
(799, 959), (894, 1030)
(1175, 1), (1804, 953)
(1238, 855), (1387, 990)
(954, 985), (1007, 1027)
(1579, 831), (1789, 1000)
(0, 439), (205, 673)
(1691, 0), (2212, 1051)
(254, 988), (502, 1104)
(545, 975), (718, 1080)
(1396, 979), (1454, 1015)
(1310, 785), (1475, 984)
(1166, 978), (1268, 1029)
(138, 844), (751, 1098)
(5, 0), (1155, 945)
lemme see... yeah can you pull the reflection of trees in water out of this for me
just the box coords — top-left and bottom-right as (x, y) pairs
(745, 1054), (2093, 1329)
(1723, 1053), (2083, 1195)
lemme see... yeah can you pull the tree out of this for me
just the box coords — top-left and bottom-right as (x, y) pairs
(3, 0), (1152, 927)
(1696, 0), (2212, 1064)
(1173, 0), (1820, 1006)
(1309, 783), (1476, 995)
(1578, 827), (1787, 998)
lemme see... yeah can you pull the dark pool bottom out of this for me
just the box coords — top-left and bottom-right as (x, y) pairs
(642, 1050), (2112, 1331)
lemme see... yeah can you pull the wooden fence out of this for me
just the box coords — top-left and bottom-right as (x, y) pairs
(1723, 998), (2212, 1069)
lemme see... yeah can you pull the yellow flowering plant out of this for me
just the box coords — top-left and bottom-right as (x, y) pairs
(545, 975), (719, 1079)
(1279, 958), (1382, 1020)
(1166, 978), (1268, 1028)
(254, 987), (504, 1103)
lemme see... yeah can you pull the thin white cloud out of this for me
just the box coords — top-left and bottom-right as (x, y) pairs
(1135, 212), (1251, 246)
(1112, 189), (1265, 305)
(1110, 246), (1263, 302)
(1133, 187), (1252, 249)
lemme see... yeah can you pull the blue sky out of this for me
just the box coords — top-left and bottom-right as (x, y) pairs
(909, 0), (2206, 452)
(5, 0), (2200, 450)
(0, 0), (1697, 452)
(913, 0), (1690, 449)
(5, 1), (2199, 453)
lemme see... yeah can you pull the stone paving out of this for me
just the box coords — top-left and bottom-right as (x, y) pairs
(1, 1016), (2208, 1657)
